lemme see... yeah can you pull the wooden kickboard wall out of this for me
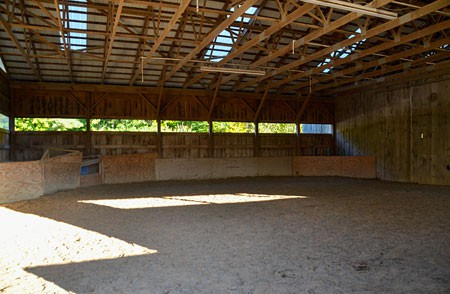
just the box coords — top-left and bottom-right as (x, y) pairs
(0, 151), (82, 203)
(101, 153), (157, 184)
(43, 152), (82, 194)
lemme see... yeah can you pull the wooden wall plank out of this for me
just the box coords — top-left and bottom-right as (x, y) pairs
(336, 79), (450, 186)
(13, 131), (333, 161)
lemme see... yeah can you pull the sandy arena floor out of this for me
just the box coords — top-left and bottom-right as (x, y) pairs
(1, 176), (449, 293)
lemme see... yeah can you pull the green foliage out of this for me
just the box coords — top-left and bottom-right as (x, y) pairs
(15, 118), (86, 131)
(0, 113), (8, 130)
(161, 120), (209, 133)
(91, 119), (157, 132)
(14, 118), (313, 134)
(259, 123), (296, 134)
(213, 122), (255, 133)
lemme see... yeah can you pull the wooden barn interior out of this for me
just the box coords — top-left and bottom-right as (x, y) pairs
(0, 0), (449, 293)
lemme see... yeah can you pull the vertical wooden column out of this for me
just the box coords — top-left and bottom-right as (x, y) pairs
(86, 92), (92, 156)
(157, 119), (162, 158)
(296, 122), (301, 156)
(208, 120), (214, 158)
(254, 122), (259, 157)
(9, 88), (15, 161)
(332, 121), (336, 156)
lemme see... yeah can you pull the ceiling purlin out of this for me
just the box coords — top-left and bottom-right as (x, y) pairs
(218, 0), (395, 88)
(53, 0), (72, 80)
(0, 12), (42, 80)
(184, 1), (315, 89)
(235, 0), (448, 92)
(19, 0), (42, 79)
(278, 18), (450, 92)
(181, 1), (232, 89)
(129, 5), (154, 84)
(164, 0), (259, 83)
(320, 37), (450, 92)
(101, 0), (124, 83)
(129, 0), (191, 85)
(313, 47), (450, 96)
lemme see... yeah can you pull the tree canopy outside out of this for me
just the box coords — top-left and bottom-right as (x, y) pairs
(15, 118), (86, 131)
(0, 113), (8, 130)
(14, 118), (328, 134)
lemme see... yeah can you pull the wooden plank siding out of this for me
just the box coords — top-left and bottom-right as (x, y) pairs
(336, 78), (450, 186)
(10, 83), (334, 124)
(13, 132), (334, 162)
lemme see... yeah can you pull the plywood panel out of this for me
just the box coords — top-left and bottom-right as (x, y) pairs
(43, 152), (82, 194)
(102, 153), (157, 184)
(0, 160), (43, 203)
(293, 156), (341, 176)
(293, 156), (376, 178)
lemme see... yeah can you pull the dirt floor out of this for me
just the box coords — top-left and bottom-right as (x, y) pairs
(1, 176), (449, 293)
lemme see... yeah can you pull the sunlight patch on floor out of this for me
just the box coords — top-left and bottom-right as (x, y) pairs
(0, 206), (157, 293)
(79, 193), (307, 209)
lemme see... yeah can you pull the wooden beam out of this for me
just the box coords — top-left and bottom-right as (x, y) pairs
(0, 13), (41, 81)
(218, 0), (395, 86)
(129, 0), (191, 85)
(184, 2), (316, 88)
(295, 36), (450, 95)
(296, 92), (313, 123)
(254, 82), (271, 122)
(326, 58), (450, 96)
(236, 0), (449, 91)
(139, 93), (157, 112)
(281, 19), (450, 92)
(53, 0), (73, 82)
(101, 0), (124, 82)
(208, 73), (222, 121)
(164, 0), (259, 82)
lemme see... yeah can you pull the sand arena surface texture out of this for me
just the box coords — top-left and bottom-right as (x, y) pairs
(1, 176), (449, 293)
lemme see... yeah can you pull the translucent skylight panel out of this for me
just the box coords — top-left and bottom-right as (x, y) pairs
(0, 57), (6, 73)
(318, 27), (366, 73)
(60, 0), (87, 51)
(205, 6), (256, 62)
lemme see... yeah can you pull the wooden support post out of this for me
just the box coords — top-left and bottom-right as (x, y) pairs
(208, 120), (214, 158)
(296, 122), (301, 156)
(86, 92), (92, 156)
(332, 122), (336, 156)
(157, 119), (162, 158)
(254, 122), (259, 157)
(9, 88), (15, 161)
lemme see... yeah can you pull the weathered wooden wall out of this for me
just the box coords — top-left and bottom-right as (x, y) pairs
(13, 132), (333, 161)
(10, 82), (334, 124)
(0, 75), (10, 162)
(336, 79), (450, 186)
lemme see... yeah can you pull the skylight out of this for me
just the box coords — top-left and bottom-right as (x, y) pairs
(205, 6), (257, 62)
(318, 28), (366, 73)
(59, 0), (87, 51)
(0, 57), (6, 73)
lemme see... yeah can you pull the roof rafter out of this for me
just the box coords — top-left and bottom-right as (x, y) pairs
(0, 12), (41, 81)
(164, 0), (260, 82)
(129, 0), (191, 85)
(235, 0), (449, 91)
